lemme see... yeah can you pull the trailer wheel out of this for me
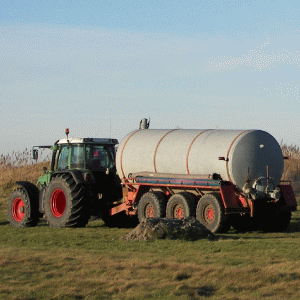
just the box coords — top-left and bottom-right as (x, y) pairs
(196, 193), (231, 233)
(138, 192), (167, 222)
(230, 214), (257, 232)
(255, 203), (291, 232)
(44, 174), (90, 227)
(7, 188), (40, 228)
(166, 192), (196, 219)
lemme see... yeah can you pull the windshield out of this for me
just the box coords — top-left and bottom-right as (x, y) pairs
(56, 144), (116, 171)
(57, 145), (70, 170)
(85, 144), (115, 171)
(70, 145), (85, 169)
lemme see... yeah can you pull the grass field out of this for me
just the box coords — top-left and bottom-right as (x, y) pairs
(1, 150), (300, 299)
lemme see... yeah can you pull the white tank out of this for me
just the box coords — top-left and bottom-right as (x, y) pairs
(116, 129), (284, 192)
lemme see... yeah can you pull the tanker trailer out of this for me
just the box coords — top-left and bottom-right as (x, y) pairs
(110, 119), (297, 233)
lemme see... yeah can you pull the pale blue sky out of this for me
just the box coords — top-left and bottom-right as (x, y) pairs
(1, 0), (299, 155)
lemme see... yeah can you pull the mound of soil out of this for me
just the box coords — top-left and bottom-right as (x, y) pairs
(122, 217), (215, 241)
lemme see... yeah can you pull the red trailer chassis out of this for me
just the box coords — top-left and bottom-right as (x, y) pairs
(110, 176), (297, 218)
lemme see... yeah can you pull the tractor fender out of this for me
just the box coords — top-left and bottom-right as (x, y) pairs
(15, 181), (40, 211)
(50, 170), (87, 185)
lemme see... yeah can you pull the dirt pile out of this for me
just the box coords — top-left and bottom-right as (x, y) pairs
(122, 217), (215, 241)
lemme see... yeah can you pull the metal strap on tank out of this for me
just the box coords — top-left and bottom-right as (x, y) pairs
(226, 130), (250, 183)
(186, 129), (211, 174)
(153, 129), (178, 172)
(119, 130), (140, 179)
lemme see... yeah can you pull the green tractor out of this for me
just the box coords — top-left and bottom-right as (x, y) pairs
(7, 129), (122, 228)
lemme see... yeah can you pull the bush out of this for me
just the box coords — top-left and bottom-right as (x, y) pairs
(281, 143), (300, 199)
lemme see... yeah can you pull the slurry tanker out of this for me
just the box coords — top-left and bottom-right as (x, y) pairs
(8, 119), (297, 233)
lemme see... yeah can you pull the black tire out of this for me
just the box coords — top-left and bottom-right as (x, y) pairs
(137, 192), (167, 223)
(230, 214), (257, 232)
(7, 188), (39, 228)
(166, 192), (196, 219)
(44, 174), (90, 227)
(196, 193), (231, 233)
(255, 202), (292, 232)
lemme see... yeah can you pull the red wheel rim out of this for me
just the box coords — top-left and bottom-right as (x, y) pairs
(173, 203), (184, 219)
(204, 204), (215, 223)
(12, 198), (25, 222)
(51, 189), (66, 217)
(145, 203), (155, 218)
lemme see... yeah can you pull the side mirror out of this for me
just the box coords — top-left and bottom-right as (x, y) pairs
(32, 149), (38, 160)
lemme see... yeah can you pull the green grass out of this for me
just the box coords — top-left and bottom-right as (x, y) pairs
(1, 201), (300, 299)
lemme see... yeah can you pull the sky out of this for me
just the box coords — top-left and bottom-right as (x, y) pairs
(1, 0), (300, 155)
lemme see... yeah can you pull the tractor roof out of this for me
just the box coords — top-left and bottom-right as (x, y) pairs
(57, 138), (118, 145)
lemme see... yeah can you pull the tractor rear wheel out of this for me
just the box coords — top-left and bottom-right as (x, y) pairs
(166, 192), (196, 219)
(137, 192), (167, 223)
(196, 193), (231, 233)
(7, 188), (40, 228)
(44, 174), (90, 227)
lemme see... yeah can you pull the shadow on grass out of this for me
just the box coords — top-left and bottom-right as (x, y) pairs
(0, 221), (9, 226)
(196, 285), (216, 297)
(285, 217), (300, 233)
(176, 285), (216, 298)
(214, 215), (300, 240)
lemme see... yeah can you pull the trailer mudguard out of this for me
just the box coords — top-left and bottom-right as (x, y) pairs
(220, 184), (249, 214)
(279, 184), (298, 211)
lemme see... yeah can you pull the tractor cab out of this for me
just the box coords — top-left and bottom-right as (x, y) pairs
(33, 129), (118, 189)
(54, 138), (117, 172)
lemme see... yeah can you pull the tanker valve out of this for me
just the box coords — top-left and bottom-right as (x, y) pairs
(269, 187), (281, 202)
(242, 183), (257, 200)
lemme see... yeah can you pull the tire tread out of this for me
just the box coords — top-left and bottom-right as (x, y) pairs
(44, 174), (90, 227)
(7, 188), (39, 228)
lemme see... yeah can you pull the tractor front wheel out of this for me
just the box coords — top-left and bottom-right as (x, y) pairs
(7, 188), (39, 228)
(44, 174), (90, 227)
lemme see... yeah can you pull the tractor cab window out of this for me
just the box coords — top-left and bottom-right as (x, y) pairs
(86, 144), (115, 171)
(70, 145), (85, 169)
(57, 145), (70, 170)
